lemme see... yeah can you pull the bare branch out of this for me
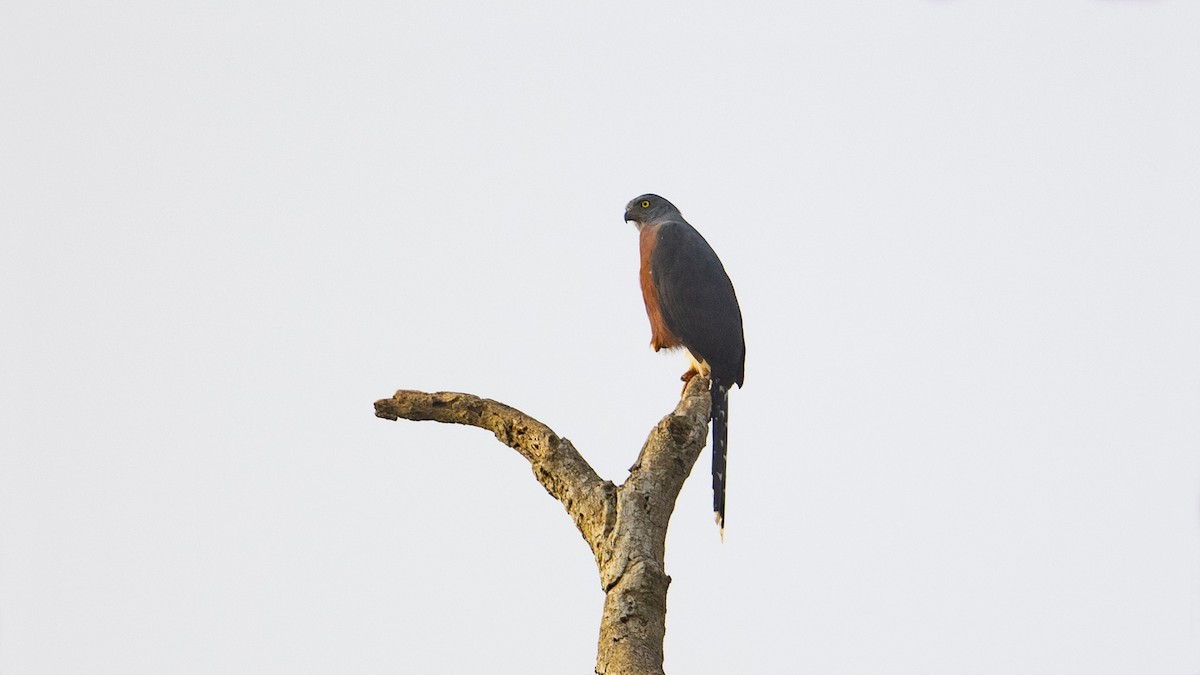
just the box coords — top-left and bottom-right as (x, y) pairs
(595, 376), (711, 675)
(375, 376), (715, 675)
(374, 390), (616, 555)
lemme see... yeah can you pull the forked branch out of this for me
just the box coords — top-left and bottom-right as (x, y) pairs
(374, 376), (713, 675)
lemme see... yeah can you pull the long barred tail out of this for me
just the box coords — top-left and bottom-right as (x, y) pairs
(711, 381), (729, 539)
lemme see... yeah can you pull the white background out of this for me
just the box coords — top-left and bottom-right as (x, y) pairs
(3, 2), (1198, 673)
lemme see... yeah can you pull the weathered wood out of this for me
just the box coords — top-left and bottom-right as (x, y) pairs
(374, 376), (712, 675)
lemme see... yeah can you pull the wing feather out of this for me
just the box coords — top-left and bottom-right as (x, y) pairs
(650, 221), (745, 387)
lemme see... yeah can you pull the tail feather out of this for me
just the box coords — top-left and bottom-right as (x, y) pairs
(711, 382), (729, 539)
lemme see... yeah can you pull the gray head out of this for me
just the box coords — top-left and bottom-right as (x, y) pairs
(624, 193), (684, 229)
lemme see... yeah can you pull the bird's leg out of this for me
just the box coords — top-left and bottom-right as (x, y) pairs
(679, 366), (700, 394)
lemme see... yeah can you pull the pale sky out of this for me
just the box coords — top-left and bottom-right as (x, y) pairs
(2, 2), (1198, 673)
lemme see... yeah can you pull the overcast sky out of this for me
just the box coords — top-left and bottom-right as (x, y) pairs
(2, 2), (1198, 673)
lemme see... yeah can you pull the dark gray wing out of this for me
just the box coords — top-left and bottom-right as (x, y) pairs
(650, 220), (745, 387)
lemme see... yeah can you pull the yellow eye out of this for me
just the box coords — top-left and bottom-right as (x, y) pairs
(640, 200), (650, 208)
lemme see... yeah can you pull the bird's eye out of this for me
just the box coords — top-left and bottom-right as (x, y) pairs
(640, 200), (650, 208)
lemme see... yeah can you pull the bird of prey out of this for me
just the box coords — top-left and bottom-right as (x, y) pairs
(624, 194), (745, 536)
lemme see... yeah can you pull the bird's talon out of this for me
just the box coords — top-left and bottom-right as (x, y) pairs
(679, 368), (700, 394)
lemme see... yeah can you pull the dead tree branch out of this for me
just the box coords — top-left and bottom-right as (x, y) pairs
(374, 375), (713, 675)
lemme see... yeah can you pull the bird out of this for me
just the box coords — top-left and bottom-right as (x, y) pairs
(624, 193), (745, 537)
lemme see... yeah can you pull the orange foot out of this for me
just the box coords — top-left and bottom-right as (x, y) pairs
(680, 367), (700, 394)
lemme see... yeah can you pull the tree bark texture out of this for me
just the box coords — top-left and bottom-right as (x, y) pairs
(374, 376), (713, 675)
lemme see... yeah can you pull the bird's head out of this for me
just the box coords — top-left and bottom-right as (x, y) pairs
(624, 193), (682, 229)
